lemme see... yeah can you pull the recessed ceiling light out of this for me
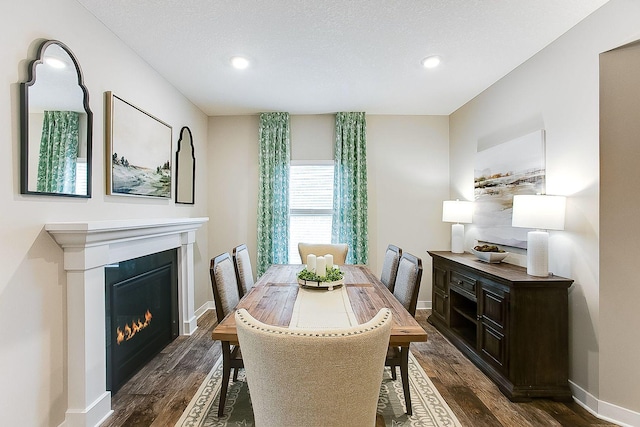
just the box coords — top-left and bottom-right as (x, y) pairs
(44, 57), (66, 69)
(421, 55), (441, 69)
(231, 56), (250, 70)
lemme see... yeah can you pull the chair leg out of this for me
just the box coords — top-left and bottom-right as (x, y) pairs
(218, 341), (232, 417)
(400, 346), (412, 416)
(232, 366), (239, 382)
(391, 365), (397, 380)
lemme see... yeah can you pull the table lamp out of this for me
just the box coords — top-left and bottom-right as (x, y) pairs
(442, 200), (473, 254)
(511, 194), (566, 277)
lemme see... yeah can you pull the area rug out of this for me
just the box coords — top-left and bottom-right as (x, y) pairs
(176, 351), (461, 427)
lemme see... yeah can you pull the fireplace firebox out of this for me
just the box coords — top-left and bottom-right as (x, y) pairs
(105, 249), (179, 393)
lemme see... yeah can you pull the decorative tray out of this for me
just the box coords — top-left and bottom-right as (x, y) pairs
(297, 278), (344, 291)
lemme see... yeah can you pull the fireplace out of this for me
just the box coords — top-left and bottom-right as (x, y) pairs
(45, 217), (208, 427)
(106, 249), (179, 393)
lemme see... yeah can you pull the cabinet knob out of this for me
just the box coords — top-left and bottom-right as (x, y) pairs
(457, 280), (463, 285)
(444, 294), (449, 299)
(476, 315), (483, 320)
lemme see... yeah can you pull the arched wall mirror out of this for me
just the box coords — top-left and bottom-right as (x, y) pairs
(175, 126), (195, 204)
(20, 39), (92, 197)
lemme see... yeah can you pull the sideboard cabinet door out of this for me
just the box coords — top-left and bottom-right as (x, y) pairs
(479, 282), (508, 373)
(431, 265), (449, 325)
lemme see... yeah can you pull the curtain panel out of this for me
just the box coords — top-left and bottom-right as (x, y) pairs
(37, 110), (79, 193)
(332, 112), (368, 265)
(257, 112), (291, 276)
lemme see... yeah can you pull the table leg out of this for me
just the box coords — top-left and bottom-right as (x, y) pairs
(400, 346), (412, 416)
(218, 341), (232, 417)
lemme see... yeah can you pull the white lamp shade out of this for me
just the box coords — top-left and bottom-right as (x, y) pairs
(442, 200), (473, 223)
(511, 195), (566, 230)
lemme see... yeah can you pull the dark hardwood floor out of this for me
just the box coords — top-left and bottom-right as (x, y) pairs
(102, 309), (617, 427)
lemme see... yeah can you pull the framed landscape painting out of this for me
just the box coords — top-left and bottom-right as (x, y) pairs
(105, 91), (172, 198)
(473, 130), (546, 248)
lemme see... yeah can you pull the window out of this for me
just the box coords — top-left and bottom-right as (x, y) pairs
(74, 159), (87, 196)
(288, 162), (334, 264)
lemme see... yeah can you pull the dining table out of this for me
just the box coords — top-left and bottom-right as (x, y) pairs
(211, 263), (427, 346)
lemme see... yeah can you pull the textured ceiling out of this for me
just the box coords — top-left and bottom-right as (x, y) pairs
(76, 0), (610, 115)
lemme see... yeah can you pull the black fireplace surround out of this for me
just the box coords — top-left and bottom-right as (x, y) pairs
(105, 249), (179, 393)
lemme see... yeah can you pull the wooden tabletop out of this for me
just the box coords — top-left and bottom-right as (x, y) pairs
(211, 264), (427, 346)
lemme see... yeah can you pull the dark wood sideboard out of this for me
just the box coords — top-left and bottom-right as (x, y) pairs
(427, 251), (573, 401)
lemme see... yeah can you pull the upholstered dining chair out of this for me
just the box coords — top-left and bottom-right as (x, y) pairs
(209, 252), (244, 417)
(298, 242), (349, 265)
(232, 243), (254, 298)
(380, 244), (402, 293)
(385, 252), (423, 416)
(235, 307), (392, 427)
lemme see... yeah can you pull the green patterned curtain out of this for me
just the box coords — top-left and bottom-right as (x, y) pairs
(332, 112), (368, 264)
(257, 112), (291, 276)
(37, 110), (79, 193)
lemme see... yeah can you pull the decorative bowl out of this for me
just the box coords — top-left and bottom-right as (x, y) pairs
(471, 248), (509, 263)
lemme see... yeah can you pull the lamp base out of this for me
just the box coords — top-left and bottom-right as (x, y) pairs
(527, 230), (549, 277)
(451, 223), (464, 254)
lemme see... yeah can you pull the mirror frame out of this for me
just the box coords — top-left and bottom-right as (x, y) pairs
(20, 39), (93, 197)
(175, 126), (195, 204)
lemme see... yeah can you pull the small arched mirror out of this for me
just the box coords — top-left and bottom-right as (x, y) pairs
(20, 40), (92, 197)
(175, 126), (195, 204)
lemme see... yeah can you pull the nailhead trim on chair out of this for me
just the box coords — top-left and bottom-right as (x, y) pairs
(236, 309), (391, 337)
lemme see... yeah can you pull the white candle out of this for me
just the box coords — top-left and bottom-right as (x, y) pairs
(306, 254), (316, 273)
(316, 256), (326, 278)
(324, 254), (333, 270)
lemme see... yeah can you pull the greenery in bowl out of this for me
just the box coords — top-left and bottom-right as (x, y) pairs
(297, 267), (344, 283)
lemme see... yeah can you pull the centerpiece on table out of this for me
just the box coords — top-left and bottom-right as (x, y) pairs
(297, 253), (345, 291)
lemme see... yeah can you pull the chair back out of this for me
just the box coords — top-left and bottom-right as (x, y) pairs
(298, 242), (349, 265)
(380, 244), (402, 292)
(236, 307), (392, 427)
(209, 252), (241, 324)
(392, 252), (423, 317)
(232, 244), (255, 297)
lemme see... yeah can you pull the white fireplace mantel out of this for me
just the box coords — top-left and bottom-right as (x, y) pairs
(46, 217), (208, 427)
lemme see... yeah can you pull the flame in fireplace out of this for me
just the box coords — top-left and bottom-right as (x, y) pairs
(116, 310), (153, 345)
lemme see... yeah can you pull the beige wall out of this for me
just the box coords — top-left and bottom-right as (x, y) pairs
(450, 0), (640, 417)
(291, 114), (334, 160)
(367, 115), (450, 303)
(599, 40), (640, 414)
(207, 114), (450, 305)
(0, 0), (209, 424)
(207, 115), (260, 263)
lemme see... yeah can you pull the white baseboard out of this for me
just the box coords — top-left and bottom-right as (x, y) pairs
(195, 301), (214, 319)
(417, 300), (431, 310)
(570, 380), (639, 427)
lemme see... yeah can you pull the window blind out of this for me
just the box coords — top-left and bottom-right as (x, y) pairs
(288, 164), (334, 264)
